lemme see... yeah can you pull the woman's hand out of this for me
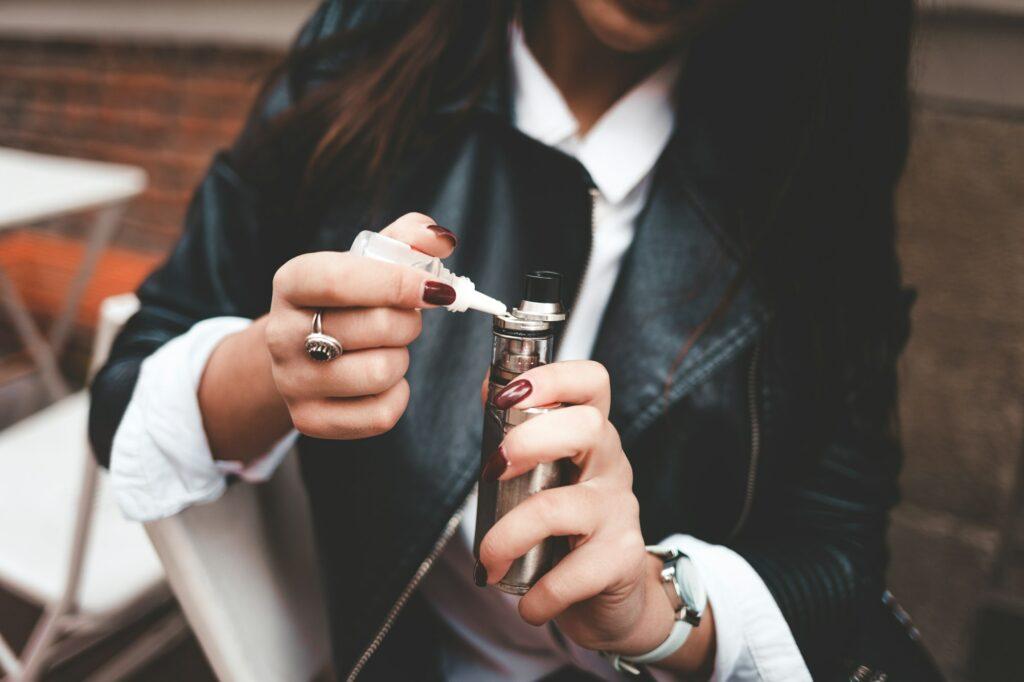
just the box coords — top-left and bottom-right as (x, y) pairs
(200, 212), (458, 460)
(265, 213), (459, 439)
(475, 360), (715, 673)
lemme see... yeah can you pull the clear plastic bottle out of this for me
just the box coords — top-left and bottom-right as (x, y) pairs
(349, 230), (507, 316)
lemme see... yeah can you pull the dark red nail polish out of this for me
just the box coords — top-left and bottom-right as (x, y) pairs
(481, 446), (509, 482)
(474, 561), (488, 587)
(494, 379), (532, 409)
(426, 224), (458, 247)
(423, 280), (456, 306)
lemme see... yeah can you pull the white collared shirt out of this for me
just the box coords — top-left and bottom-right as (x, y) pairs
(108, 24), (809, 681)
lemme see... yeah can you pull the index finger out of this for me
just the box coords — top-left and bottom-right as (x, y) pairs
(491, 361), (611, 417)
(274, 251), (438, 309)
(379, 212), (458, 259)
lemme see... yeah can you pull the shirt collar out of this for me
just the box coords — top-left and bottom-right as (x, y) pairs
(510, 24), (683, 205)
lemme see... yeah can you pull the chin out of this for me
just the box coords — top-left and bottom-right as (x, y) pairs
(573, 0), (716, 53)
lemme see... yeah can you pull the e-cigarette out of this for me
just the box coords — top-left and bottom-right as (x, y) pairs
(474, 270), (571, 594)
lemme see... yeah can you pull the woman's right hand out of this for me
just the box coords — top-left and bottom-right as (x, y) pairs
(264, 212), (458, 439)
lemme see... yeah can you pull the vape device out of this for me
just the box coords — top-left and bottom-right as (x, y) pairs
(474, 270), (571, 595)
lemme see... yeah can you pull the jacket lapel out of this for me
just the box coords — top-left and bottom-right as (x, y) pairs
(591, 150), (769, 446)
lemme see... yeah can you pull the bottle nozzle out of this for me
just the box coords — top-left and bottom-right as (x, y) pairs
(450, 276), (508, 316)
(467, 291), (508, 317)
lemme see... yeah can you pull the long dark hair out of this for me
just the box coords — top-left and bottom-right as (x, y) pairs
(238, 0), (913, 406)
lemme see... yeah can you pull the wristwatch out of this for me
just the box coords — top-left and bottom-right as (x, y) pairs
(605, 545), (708, 676)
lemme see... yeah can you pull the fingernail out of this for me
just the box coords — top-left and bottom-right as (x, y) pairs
(423, 280), (456, 306)
(474, 561), (488, 587)
(493, 379), (532, 409)
(426, 224), (458, 248)
(481, 446), (509, 482)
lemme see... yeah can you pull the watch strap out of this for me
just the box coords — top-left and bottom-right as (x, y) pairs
(604, 546), (704, 676)
(607, 620), (693, 675)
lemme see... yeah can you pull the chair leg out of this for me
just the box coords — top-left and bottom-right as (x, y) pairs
(47, 203), (126, 357)
(17, 608), (64, 681)
(83, 610), (189, 682)
(0, 266), (69, 400)
(20, 445), (102, 680)
(0, 632), (23, 678)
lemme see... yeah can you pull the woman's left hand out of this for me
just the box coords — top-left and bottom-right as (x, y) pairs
(476, 361), (713, 666)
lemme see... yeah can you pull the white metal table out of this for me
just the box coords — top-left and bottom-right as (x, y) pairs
(0, 147), (146, 398)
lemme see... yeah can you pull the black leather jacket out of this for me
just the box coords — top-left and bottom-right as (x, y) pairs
(90, 2), (938, 680)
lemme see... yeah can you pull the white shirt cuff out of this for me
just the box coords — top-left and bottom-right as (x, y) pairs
(655, 535), (811, 682)
(109, 316), (297, 522)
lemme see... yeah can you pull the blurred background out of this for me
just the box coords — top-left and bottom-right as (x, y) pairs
(0, 1), (1020, 680)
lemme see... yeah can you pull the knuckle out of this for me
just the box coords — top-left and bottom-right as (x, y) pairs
(290, 405), (323, 437)
(395, 347), (411, 377)
(368, 307), (395, 340)
(580, 406), (605, 439)
(530, 489), (563, 524)
(588, 361), (611, 389)
(263, 318), (288, 359)
(620, 460), (635, 488)
(370, 381), (409, 433)
(625, 529), (645, 555)
(611, 451), (633, 485)
(364, 352), (393, 388)
(381, 266), (408, 307)
(479, 532), (505, 567)
(614, 528), (644, 557)
(582, 482), (605, 510)
(534, 574), (565, 607)
(370, 405), (398, 434)
(372, 308), (421, 345)
(272, 367), (302, 399)
(398, 268), (425, 307)
(405, 310), (423, 342)
(271, 260), (294, 294)
(620, 492), (641, 520)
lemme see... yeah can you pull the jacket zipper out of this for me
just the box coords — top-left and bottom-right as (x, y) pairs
(345, 508), (465, 681)
(348, 184), (598, 680)
(728, 340), (762, 539)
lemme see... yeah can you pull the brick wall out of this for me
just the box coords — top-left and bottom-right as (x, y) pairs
(0, 37), (279, 253)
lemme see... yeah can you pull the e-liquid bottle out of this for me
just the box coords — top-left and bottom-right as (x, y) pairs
(350, 230), (507, 316)
(474, 271), (571, 594)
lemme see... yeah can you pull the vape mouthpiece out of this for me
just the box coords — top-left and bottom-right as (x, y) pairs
(513, 270), (566, 322)
(523, 270), (562, 304)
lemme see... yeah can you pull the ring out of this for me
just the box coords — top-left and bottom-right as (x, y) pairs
(304, 309), (342, 362)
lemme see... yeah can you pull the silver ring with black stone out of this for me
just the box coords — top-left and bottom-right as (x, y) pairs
(304, 309), (342, 362)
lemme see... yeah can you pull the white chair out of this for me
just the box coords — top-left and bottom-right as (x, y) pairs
(144, 450), (333, 682)
(0, 294), (183, 681)
(0, 147), (146, 401)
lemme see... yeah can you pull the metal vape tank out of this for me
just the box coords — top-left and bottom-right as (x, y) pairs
(474, 270), (571, 594)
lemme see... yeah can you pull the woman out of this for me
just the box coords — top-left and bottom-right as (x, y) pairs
(90, 0), (937, 679)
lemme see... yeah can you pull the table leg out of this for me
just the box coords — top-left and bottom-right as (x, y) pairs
(48, 202), (127, 356)
(0, 265), (69, 399)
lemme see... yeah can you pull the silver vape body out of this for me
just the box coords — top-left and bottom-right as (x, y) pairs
(474, 271), (569, 595)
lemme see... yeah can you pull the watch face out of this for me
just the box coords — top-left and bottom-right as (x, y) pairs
(675, 557), (707, 625)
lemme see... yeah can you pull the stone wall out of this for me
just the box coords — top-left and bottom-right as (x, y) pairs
(886, 7), (1024, 679)
(890, 101), (1024, 678)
